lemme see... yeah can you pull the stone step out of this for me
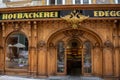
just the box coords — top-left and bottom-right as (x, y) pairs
(48, 76), (103, 80)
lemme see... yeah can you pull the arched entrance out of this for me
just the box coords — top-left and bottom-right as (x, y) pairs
(66, 39), (82, 75)
(47, 28), (102, 76)
(5, 32), (28, 74)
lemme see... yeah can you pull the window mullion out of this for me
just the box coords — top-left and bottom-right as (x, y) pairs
(81, 0), (83, 4)
(47, 0), (49, 5)
(89, 0), (92, 4)
(63, 0), (65, 4)
(115, 0), (118, 4)
(55, 0), (57, 5)
(73, 0), (75, 4)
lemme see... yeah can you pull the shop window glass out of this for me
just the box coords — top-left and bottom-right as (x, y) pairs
(118, 0), (120, 3)
(83, 0), (89, 4)
(49, 0), (55, 5)
(83, 41), (92, 73)
(57, 0), (62, 4)
(6, 33), (28, 69)
(32, 0), (42, 6)
(75, 0), (81, 4)
(57, 41), (65, 73)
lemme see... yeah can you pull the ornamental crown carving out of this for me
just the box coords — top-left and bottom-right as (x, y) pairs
(61, 10), (89, 29)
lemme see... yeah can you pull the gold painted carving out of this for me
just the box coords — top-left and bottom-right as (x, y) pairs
(61, 10), (89, 29)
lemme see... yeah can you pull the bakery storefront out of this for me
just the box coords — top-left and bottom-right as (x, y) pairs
(0, 5), (120, 79)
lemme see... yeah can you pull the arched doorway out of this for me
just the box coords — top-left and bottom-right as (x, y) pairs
(47, 28), (102, 76)
(66, 39), (82, 75)
(6, 32), (28, 71)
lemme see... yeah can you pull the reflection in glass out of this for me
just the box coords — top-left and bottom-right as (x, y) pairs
(83, 0), (89, 4)
(83, 41), (92, 73)
(96, 0), (110, 4)
(49, 0), (55, 5)
(118, 0), (120, 3)
(57, 0), (62, 4)
(57, 41), (65, 72)
(75, 0), (81, 4)
(6, 33), (28, 69)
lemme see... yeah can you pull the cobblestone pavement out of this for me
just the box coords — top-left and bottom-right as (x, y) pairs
(0, 75), (103, 80)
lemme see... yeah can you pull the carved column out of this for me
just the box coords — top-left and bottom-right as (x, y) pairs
(47, 42), (56, 76)
(37, 40), (47, 76)
(113, 20), (119, 77)
(1, 22), (5, 74)
(27, 21), (32, 75)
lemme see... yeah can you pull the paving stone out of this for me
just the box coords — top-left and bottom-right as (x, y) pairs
(0, 75), (104, 80)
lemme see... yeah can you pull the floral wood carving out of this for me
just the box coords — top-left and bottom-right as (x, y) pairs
(13, 22), (22, 31)
(63, 29), (84, 37)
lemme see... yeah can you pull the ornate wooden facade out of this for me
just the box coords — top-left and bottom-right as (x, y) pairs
(0, 4), (120, 79)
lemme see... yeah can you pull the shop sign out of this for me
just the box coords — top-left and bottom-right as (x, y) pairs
(0, 10), (120, 20)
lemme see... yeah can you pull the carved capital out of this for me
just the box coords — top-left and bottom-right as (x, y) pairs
(37, 40), (46, 48)
(104, 40), (114, 49)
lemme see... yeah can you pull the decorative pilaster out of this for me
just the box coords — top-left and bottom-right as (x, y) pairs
(2, 22), (5, 38)
(113, 20), (120, 77)
(103, 40), (114, 76)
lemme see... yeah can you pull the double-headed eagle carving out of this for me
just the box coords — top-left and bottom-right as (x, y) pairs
(61, 10), (89, 29)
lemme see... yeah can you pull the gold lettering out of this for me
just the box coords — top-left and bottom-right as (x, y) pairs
(50, 12), (54, 17)
(8, 14), (13, 19)
(23, 13), (29, 18)
(12, 14), (17, 19)
(110, 11), (116, 16)
(104, 11), (109, 16)
(2, 14), (8, 19)
(28, 13), (33, 18)
(98, 11), (104, 16)
(17, 13), (23, 19)
(94, 11), (98, 17)
(39, 12), (44, 18)
(33, 12), (39, 18)
(54, 12), (58, 17)
(116, 11), (120, 16)
(44, 12), (50, 17)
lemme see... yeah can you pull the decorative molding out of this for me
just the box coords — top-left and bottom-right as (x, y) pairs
(0, 4), (120, 13)
(61, 10), (89, 29)
(49, 42), (55, 48)
(63, 29), (85, 38)
(2, 22), (5, 37)
(12, 22), (22, 31)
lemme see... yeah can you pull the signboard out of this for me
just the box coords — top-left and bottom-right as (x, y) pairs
(0, 10), (120, 20)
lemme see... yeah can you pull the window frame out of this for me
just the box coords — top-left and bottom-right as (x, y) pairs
(48, 0), (64, 5)
(73, 0), (91, 4)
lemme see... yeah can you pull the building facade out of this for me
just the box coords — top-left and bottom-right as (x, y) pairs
(0, 0), (120, 79)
